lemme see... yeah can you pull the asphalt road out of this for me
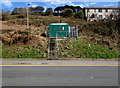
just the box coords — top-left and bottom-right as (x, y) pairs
(2, 66), (118, 86)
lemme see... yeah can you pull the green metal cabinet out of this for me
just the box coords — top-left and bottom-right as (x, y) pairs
(48, 23), (70, 38)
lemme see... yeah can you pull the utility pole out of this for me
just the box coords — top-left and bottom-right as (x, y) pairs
(58, 11), (61, 23)
(27, 3), (30, 29)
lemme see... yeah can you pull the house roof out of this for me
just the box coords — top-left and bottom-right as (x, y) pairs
(84, 6), (119, 9)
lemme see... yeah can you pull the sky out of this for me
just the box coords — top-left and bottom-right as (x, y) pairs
(1, 0), (120, 12)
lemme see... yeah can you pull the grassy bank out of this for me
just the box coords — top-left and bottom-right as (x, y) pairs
(2, 38), (119, 59)
(59, 38), (119, 59)
(3, 15), (119, 49)
(2, 45), (47, 59)
(1, 15), (119, 59)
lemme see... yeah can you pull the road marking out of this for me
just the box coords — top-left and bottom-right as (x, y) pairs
(0, 64), (119, 66)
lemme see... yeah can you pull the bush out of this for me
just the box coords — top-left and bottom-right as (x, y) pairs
(31, 12), (44, 15)
(44, 8), (53, 16)
(2, 11), (11, 20)
(79, 20), (117, 36)
(17, 15), (26, 18)
(63, 9), (74, 17)
(74, 11), (84, 19)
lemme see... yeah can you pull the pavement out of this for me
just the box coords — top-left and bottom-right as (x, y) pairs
(1, 59), (119, 66)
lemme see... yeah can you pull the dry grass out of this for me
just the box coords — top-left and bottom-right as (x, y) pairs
(1, 30), (47, 47)
(1, 15), (119, 50)
(2, 21), (45, 31)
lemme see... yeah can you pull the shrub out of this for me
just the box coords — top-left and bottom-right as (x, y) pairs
(44, 8), (53, 16)
(17, 15), (26, 18)
(2, 11), (11, 20)
(63, 9), (74, 17)
(74, 11), (84, 19)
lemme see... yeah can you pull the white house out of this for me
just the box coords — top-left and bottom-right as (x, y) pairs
(84, 6), (119, 21)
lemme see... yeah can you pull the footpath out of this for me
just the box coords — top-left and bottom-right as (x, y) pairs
(1, 59), (119, 66)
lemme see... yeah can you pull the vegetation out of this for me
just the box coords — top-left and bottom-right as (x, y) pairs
(53, 5), (82, 16)
(44, 8), (53, 16)
(79, 20), (118, 36)
(1, 30), (48, 59)
(1, 37), (119, 59)
(63, 9), (74, 17)
(2, 11), (11, 20)
(59, 39), (119, 59)
(12, 6), (45, 15)
(74, 11), (84, 19)
(1, 8), (119, 59)
(2, 45), (47, 58)
(11, 8), (26, 15)
(1, 29), (119, 59)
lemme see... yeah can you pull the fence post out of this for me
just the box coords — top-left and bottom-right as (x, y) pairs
(75, 25), (78, 40)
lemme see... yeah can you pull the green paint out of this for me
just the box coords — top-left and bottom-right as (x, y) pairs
(49, 23), (69, 37)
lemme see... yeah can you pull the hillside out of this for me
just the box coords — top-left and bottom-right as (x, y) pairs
(1, 15), (119, 59)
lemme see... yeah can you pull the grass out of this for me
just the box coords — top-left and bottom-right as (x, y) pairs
(2, 45), (47, 59)
(7, 15), (85, 26)
(0, 46), (2, 58)
(59, 38), (119, 59)
(1, 38), (119, 59)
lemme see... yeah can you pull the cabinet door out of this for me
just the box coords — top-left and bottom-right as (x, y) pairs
(50, 25), (59, 37)
(57, 26), (68, 37)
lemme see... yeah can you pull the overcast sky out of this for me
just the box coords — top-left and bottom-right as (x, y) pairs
(1, 0), (119, 12)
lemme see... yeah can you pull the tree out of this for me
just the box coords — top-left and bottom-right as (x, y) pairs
(54, 5), (82, 16)
(63, 8), (74, 17)
(74, 11), (84, 19)
(12, 8), (26, 15)
(45, 8), (53, 16)
(29, 7), (34, 12)
(12, 8), (19, 15)
(2, 10), (11, 20)
(34, 6), (44, 12)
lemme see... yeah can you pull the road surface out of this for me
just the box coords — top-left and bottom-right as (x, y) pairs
(2, 66), (118, 86)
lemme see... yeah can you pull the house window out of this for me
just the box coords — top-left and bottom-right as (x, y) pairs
(98, 9), (102, 12)
(99, 15), (103, 19)
(113, 9), (116, 12)
(87, 9), (89, 12)
(94, 9), (96, 12)
(91, 13), (95, 18)
(105, 15), (109, 19)
(105, 9), (108, 12)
